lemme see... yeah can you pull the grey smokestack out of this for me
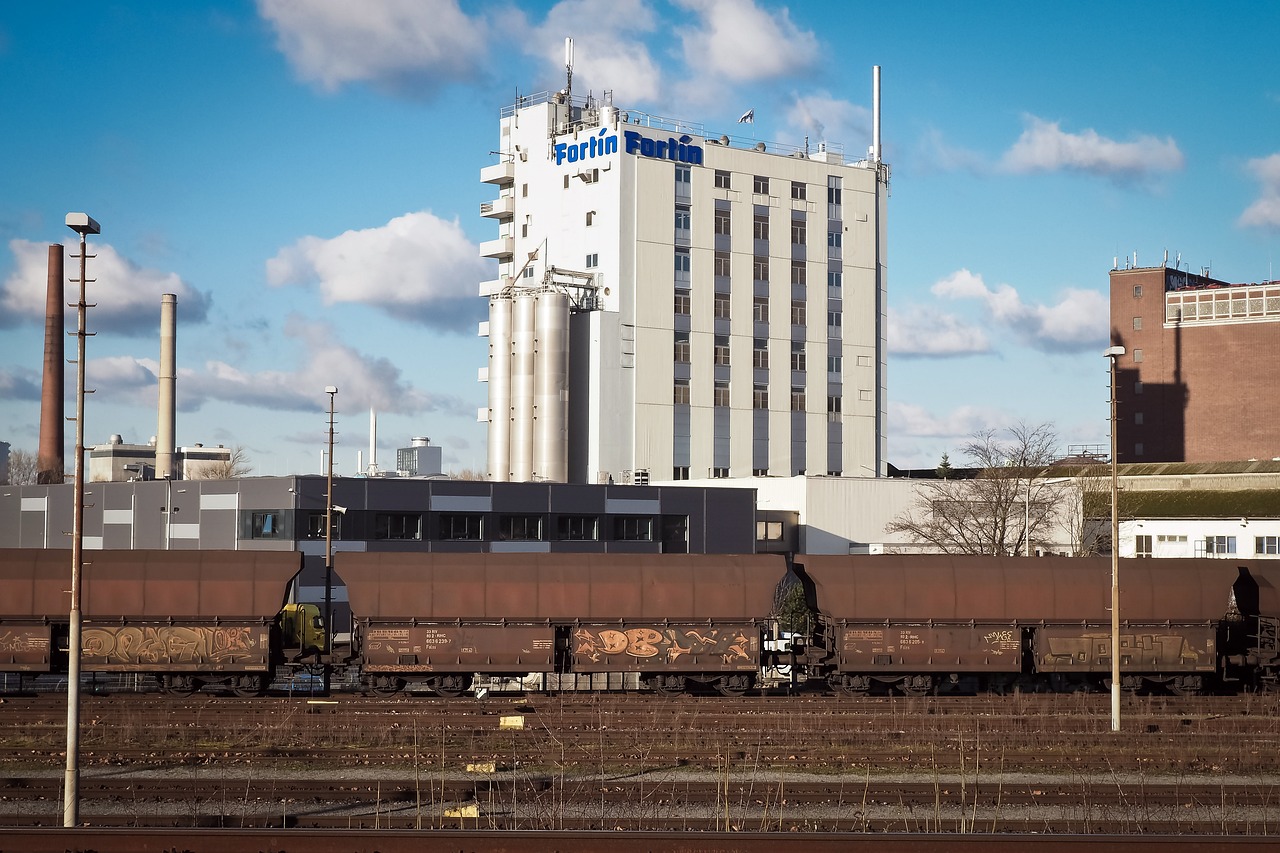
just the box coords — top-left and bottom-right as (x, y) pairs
(37, 244), (65, 484)
(156, 293), (177, 480)
(871, 65), (881, 163)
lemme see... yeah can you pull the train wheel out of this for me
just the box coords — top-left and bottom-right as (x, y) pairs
(830, 674), (870, 696)
(715, 674), (753, 697)
(365, 676), (403, 697)
(232, 674), (267, 698)
(647, 674), (686, 696)
(898, 676), (933, 697)
(162, 674), (196, 696)
(430, 674), (472, 698)
(1168, 676), (1202, 696)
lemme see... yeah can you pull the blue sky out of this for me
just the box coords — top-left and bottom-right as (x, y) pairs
(2, 1), (1278, 476)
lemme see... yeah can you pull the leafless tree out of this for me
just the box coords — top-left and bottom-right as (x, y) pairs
(449, 467), (488, 481)
(886, 422), (1072, 555)
(4, 448), (38, 485)
(188, 446), (253, 479)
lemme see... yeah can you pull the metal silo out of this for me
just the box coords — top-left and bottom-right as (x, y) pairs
(533, 289), (570, 482)
(486, 294), (513, 482)
(509, 290), (536, 481)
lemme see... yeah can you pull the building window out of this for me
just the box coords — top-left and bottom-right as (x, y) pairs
(791, 300), (807, 326)
(522, 266), (535, 279)
(674, 249), (691, 273)
(714, 382), (730, 407)
(791, 341), (806, 371)
(714, 293), (731, 319)
(1135, 534), (1152, 558)
(710, 467), (730, 479)
(753, 385), (768, 409)
(614, 516), (654, 540)
(791, 181), (806, 200)
(714, 251), (731, 277)
(522, 183), (528, 197)
(753, 213), (769, 241)
(791, 220), (806, 245)
(674, 292), (691, 315)
(714, 169), (731, 189)
(675, 206), (691, 232)
(672, 466), (690, 480)
(674, 332), (690, 364)
(558, 515), (599, 541)
(585, 253), (598, 268)
(827, 230), (842, 250)
(1133, 285), (1143, 298)
(753, 175), (769, 195)
(496, 515), (542, 541)
(714, 209), (731, 235)
(675, 164), (691, 187)
(828, 355), (842, 374)
(1132, 316), (1142, 331)
(753, 339), (768, 368)
(791, 260), (806, 286)
(439, 513), (483, 540)
(375, 513), (422, 541)
(791, 388), (806, 411)
(1205, 535), (1237, 555)
(1134, 412), (1144, 425)
(757, 520), (784, 541)
(1132, 349), (1143, 363)
(828, 270), (842, 289)
(1134, 442), (1144, 456)
(753, 256), (769, 281)
(753, 296), (769, 322)
(827, 177), (842, 206)
(827, 310), (841, 329)
(714, 335), (730, 365)
(585, 211), (594, 226)
(1134, 380), (1143, 395)
(246, 510), (289, 540)
(827, 395), (841, 421)
(673, 380), (690, 405)
(1257, 536), (1280, 555)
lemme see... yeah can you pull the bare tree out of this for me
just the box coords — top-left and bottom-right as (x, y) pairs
(886, 422), (1070, 555)
(188, 446), (253, 479)
(4, 449), (38, 485)
(449, 467), (488, 481)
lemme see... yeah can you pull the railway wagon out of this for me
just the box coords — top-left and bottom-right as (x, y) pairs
(795, 555), (1254, 696)
(0, 549), (313, 696)
(336, 551), (786, 696)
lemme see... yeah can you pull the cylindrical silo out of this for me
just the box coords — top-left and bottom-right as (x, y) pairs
(509, 291), (536, 481)
(37, 244), (65, 484)
(155, 294), (177, 480)
(486, 295), (513, 482)
(533, 290), (569, 482)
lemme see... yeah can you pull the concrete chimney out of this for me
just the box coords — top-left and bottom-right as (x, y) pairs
(156, 294), (177, 480)
(37, 244), (65, 484)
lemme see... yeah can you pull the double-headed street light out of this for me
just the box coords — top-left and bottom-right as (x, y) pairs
(1103, 344), (1126, 733)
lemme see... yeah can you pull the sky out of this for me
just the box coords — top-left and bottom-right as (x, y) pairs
(1, 1), (1278, 477)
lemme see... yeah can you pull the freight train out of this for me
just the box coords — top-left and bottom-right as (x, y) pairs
(2, 548), (1278, 697)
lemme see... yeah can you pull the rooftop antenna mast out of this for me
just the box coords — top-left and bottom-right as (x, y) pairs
(564, 37), (574, 104)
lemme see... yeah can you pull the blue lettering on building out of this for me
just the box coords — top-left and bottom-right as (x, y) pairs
(554, 127), (704, 167)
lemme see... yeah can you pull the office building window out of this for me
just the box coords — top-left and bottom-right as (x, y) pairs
(828, 270), (842, 289)
(714, 293), (731, 319)
(827, 176), (842, 206)
(791, 260), (806, 285)
(714, 169), (731, 189)
(714, 382), (730, 407)
(674, 248), (691, 273)
(246, 510), (289, 540)
(753, 213), (769, 240)
(522, 266), (535, 279)
(753, 296), (769, 322)
(439, 513), (483, 541)
(675, 164), (691, 188)
(1133, 285), (1143, 298)
(828, 355), (842, 374)
(674, 332), (690, 363)
(753, 385), (768, 408)
(827, 395), (841, 421)
(614, 516), (653, 541)
(791, 388), (806, 411)
(1132, 349), (1143, 363)
(1257, 536), (1280, 555)
(498, 514), (542, 541)
(674, 292), (690, 315)
(585, 253), (598, 268)
(828, 230), (842, 249)
(791, 181), (806, 200)
(672, 466), (690, 480)
(714, 251), (731, 277)
(375, 513), (422, 541)
(1132, 316), (1142, 331)
(1136, 534), (1152, 557)
(753, 175), (769, 194)
(791, 219), (806, 245)
(714, 209), (731, 235)
(710, 467), (730, 479)
(753, 256), (769, 281)
(791, 300), (806, 326)
(675, 206), (691, 232)
(753, 339), (768, 368)
(791, 341), (806, 371)
(1205, 535), (1237, 555)
(673, 380), (690, 405)
(558, 515), (599, 541)
(714, 335), (730, 365)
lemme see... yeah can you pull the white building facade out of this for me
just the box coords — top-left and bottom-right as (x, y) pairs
(479, 79), (889, 485)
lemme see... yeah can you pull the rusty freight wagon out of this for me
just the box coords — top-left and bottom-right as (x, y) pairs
(0, 549), (309, 696)
(796, 555), (1248, 696)
(336, 552), (787, 696)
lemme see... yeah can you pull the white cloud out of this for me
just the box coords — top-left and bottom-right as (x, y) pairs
(887, 306), (990, 357)
(674, 0), (818, 83)
(1000, 115), (1184, 178)
(889, 401), (1009, 439)
(257, 0), (487, 96)
(1238, 152), (1280, 229)
(0, 239), (211, 336)
(266, 210), (488, 331)
(523, 0), (662, 104)
(931, 269), (1108, 353)
(784, 91), (870, 153)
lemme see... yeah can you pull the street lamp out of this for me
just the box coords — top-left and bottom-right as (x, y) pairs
(324, 386), (337, 678)
(64, 211), (99, 827)
(1103, 344), (1125, 733)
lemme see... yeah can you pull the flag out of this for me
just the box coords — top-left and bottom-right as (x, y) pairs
(737, 109), (754, 124)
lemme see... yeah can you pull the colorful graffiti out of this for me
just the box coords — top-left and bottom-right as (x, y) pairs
(573, 625), (756, 665)
(81, 625), (263, 665)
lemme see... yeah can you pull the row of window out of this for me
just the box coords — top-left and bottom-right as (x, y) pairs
(674, 293), (817, 325)
(712, 171), (841, 206)
(673, 378), (843, 414)
(1134, 534), (1280, 557)
(244, 510), (682, 543)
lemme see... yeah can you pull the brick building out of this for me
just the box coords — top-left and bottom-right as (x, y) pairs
(1109, 266), (1280, 463)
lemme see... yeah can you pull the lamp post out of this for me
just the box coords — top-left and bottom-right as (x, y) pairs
(1103, 344), (1126, 733)
(324, 386), (337, 677)
(63, 211), (99, 827)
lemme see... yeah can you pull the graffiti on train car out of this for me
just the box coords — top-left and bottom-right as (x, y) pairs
(0, 629), (50, 654)
(574, 625), (756, 664)
(81, 625), (266, 665)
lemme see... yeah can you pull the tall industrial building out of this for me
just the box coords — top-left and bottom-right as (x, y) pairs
(478, 69), (889, 485)
(1109, 263), (1280, 463)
